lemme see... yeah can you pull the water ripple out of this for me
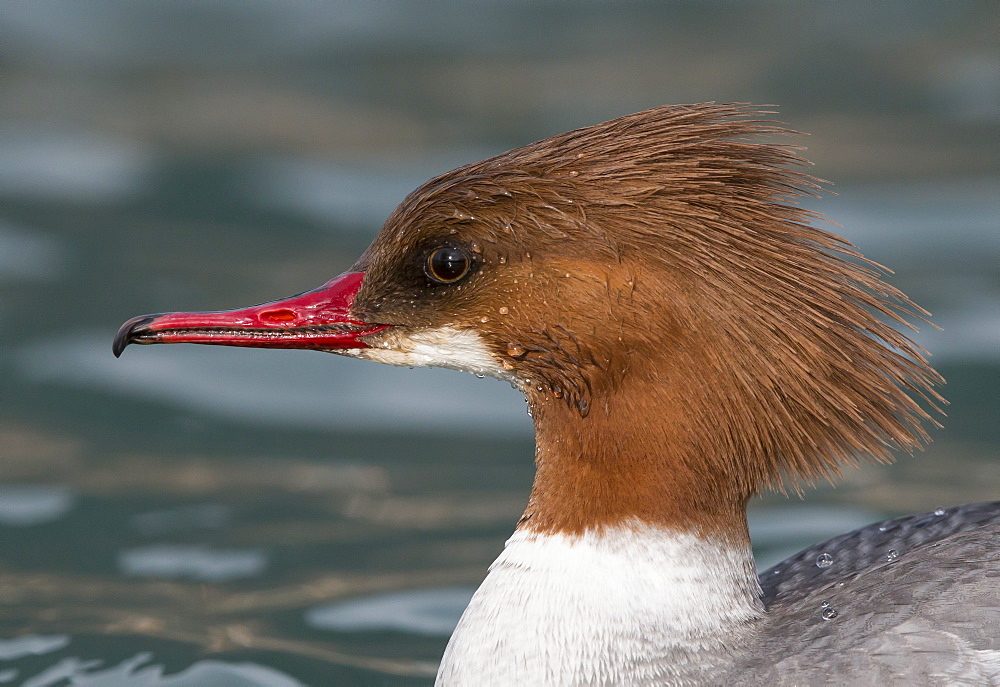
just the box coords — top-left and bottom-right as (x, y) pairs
(306, 587), (475, 636)
(117, 544), (267, 582)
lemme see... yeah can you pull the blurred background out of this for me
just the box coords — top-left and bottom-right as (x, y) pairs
(1, 1), (997, 685)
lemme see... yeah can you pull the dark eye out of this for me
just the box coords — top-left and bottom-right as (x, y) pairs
(425, 246), (471, 284)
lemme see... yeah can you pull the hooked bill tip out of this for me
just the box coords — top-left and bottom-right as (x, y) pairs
(113, 314), (158, 358)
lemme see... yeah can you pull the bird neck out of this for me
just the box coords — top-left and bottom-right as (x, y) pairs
(521, 357), (758, 538)
(437, 373), (767, 685)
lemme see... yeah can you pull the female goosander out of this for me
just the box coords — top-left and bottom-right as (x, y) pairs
(114, 104), (999, 686)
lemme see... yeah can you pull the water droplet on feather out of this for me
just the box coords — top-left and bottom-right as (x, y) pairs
(507, 344), (526, 358)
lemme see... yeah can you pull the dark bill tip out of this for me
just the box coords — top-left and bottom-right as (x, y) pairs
(113, 314), (160, 357)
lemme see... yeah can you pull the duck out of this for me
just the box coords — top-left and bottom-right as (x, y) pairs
(113, 103), (1000, 686)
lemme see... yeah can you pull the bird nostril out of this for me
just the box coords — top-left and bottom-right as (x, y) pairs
(259, 308), (297, 323)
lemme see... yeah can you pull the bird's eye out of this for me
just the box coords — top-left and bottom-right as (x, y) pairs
(425, 246), (471, 284)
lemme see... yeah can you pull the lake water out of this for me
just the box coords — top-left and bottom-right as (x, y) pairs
(1, 3), (998, 685)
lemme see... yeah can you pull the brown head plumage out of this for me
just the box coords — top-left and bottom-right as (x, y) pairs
(350, 103), (944, 532)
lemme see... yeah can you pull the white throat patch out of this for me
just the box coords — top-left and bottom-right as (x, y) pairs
(339, 326), (515, 382)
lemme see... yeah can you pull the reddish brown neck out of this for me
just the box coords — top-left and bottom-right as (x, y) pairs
(518, 356), (753, 542)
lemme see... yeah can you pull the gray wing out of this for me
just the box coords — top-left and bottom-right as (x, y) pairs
(734, 502), (1000, 686)
(758, 501), (1000, 609)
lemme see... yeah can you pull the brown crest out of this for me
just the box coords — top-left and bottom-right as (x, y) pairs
(356, 103), (945, 535)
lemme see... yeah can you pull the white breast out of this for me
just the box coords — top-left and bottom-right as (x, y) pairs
(436, 524), (764, 687)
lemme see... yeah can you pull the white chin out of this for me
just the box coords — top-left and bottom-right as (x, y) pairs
(337, 326), (516, 383)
